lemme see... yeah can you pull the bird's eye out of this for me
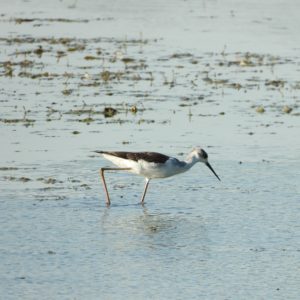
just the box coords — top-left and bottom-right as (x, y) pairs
(201, 150), (208, 159)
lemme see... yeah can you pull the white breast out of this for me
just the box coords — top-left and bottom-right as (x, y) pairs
(138, 158), (187, 179)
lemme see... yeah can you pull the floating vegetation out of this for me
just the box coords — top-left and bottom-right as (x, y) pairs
(265, 80), (285, 88)
(101, 70), (111, 82)
(99, 70), (123, 82)
(40, 178), (58, 184)
(0, 31), (299, 136)
(18, 71), (59, 79)
(130, 105), (138, 114)
(57, 51), (67, 60)
(36, 195), (66, 201)
(137, 119), (155, 124)
(171, 53), (193, 59)
(78, 117), (94, 124)
(239, 58), (254, 67)
(256, 106), (265, 113)
(46, 107), (62, 121)
(104, 107), (117, 118)
(33, 45), (44, 57)
(62, 89), (73, 96)
(66, 108), (94, 115)
(0, 167), (18, 171)
(122, 57), (135, 63)
(72, 183), (91, 191)
(12, 17), (90, 24)
(0, 118), (35, 125)
(80, 81), (101, 87)
(282, 105), (293, 114)
(4, 176), (31, 182)
(67, 44), (85, 52)
(202, 77), (230, 87)
(84, 55), (99, 60)
(226, 83), (242, 89)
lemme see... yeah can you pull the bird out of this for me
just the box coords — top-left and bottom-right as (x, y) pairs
(95, 147), (220, 206)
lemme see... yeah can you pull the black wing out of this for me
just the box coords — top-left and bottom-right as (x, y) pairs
(95, 151), (170, 163)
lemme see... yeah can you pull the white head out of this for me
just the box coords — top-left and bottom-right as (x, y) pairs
(189, 147), (221, 181)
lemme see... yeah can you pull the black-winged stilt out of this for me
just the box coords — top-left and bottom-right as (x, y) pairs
(95, 147), (220, 206)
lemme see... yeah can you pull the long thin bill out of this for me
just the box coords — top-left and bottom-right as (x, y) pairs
(205, 162), (221, 181)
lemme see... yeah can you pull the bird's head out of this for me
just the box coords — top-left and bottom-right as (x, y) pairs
(192, 147), (208, 162)
(191, 147), (221, 181)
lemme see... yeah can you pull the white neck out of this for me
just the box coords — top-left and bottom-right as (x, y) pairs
(182, 152), (199, 171)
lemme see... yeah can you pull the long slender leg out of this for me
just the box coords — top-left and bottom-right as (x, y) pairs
(140, 178), (150, 204)
(100, 168), (131, 206)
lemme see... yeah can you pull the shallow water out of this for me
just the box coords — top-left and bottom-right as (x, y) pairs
(1, 0), (300, 299)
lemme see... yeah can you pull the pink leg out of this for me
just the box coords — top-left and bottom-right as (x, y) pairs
(100, 168), (131, 206)
(140, 178), (150, 204)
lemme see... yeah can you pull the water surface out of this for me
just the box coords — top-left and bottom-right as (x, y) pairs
(1, 0), (300, 299)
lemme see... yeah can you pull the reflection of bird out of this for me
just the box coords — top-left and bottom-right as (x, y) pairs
(95, 147), (220, 206)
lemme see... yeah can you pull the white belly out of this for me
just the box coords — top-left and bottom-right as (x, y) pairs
(102, 154), (137, 170)
(102, 154), (187, 179)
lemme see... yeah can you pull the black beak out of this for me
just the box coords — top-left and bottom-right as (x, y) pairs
(205, 162), (221, 181)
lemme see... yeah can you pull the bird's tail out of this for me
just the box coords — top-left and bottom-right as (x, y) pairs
(94, 150), (105, 154)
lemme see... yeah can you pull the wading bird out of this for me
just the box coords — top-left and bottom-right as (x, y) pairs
(96, 147), (220, 206)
